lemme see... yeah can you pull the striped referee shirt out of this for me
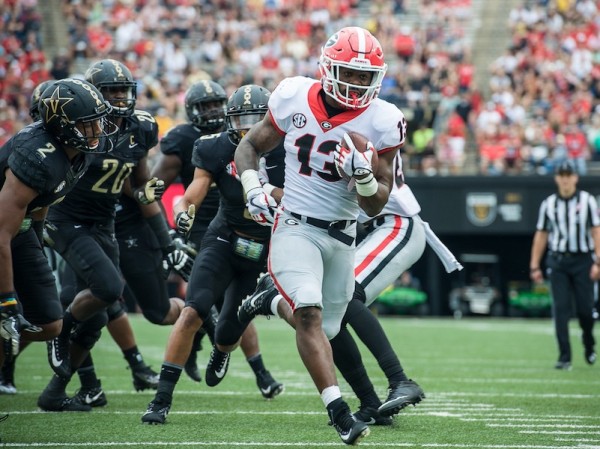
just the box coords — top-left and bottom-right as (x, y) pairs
(536, 190), (600, 253)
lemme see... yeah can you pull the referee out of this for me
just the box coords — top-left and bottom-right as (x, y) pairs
(530, 160), (599, 370)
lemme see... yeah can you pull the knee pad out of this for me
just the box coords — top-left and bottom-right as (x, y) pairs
(142, 306), (169, 325)
(71, 312), (107, 350)
(107, 301), (126, 322)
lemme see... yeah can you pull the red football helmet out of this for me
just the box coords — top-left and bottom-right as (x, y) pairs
(319, 27), (387, 109)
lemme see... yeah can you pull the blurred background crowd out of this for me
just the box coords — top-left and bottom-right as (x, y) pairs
(1, 0), (599, 177)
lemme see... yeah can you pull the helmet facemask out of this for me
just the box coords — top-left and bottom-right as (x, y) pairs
(319, 27), (387, 109)
(189, 99), (227, 131)
(100, 84), (136, 117)
(226, 112), (265, 145)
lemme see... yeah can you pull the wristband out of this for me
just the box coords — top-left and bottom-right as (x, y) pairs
(262, 183), (276, 196)
(355, 173), (378, 197)
(240, 170), (262, 196)
(0, 292), (18, 310)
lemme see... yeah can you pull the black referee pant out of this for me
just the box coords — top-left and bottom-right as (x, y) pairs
(546, 252), (596, 363)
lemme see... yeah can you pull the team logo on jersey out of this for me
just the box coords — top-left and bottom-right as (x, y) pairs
(320, 121), (332, 130)
(53, 180), (66, 193)
(285, 218), (299, 226)
(226, 161), (240, 180)
(292, 113), (307, 128)
(466, 193), (497, 227)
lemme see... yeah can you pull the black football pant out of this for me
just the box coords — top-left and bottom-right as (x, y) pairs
(547, 253), (596, 362)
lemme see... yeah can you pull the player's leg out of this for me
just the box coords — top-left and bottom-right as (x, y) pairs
(570, 258), (596, 364)
(45, 222), (124, 378)
(548, 263), (573, 368)
(142, 230), (231, 424)
(352, 216), (427, 415)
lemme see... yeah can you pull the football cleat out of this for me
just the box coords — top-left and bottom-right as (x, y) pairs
(130, 364), (160, 391)
(38, 387), (91, 412)
(256, 370), (284, 399)
(205, 346), (230, 387)
(554, 361), (572, 370)
(585, 348), (596, 365)
(328, 399), (370, 445)
(238, 272), (278, 325)
(46, 335), (72, 379)
(353, 405), (393, 426)
(74, 380), (107, 407)
(378, 379), (425, 417)
(184, 350), (202, 383)
(141, 399), (170, 425)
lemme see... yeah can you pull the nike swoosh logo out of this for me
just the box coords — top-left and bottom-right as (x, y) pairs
(265, 165), (277, 170)
(129, 143), (138, 148)
(260, 386), (272, 395)
(214, 355), (229, 378)
(50, 342), (63, 368)
(74, 225), (82, 229)
(216, 236), (229, 243)
(84, 391), (103, 404)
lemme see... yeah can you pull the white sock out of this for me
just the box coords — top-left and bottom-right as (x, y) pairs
(321, 385), (342, 407)
(271, 295), (282, 316)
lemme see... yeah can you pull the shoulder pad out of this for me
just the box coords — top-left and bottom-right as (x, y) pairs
(9, 139), (51, 192)
(131, 110), (159, 149)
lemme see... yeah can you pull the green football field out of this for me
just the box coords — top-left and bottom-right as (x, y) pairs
(1, 315), (599, 448)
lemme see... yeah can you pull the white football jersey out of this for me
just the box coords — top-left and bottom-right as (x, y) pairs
(357, 151), (421, 223)
(269, 76), (405, 222)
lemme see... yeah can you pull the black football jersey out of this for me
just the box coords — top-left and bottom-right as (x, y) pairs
(0, 122), (92, 214)
(191, 132), (285, 240)
(160, 123), (220, 228)
(48, 110), (158, 224)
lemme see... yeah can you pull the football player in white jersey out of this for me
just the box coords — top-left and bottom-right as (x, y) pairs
(239, 151), (462, 426)
(235, 26), (404, 445)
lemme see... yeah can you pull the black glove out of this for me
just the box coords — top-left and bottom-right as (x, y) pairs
(0, 292), (42, 360)
(163, 248), (194, 282)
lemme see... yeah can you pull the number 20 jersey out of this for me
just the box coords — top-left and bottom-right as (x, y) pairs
(268, 76), (406, 222)
(48, 110), (158, 224)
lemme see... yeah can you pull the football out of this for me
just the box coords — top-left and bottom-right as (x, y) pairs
(337, 132), (379, 181)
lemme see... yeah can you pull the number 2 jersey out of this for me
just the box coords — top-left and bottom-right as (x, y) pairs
(268, 76), (406, 222)
(48, 110), (158, 224)
(0, 122), (93, 215)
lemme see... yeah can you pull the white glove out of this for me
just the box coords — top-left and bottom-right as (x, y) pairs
(137, 177), (166, 204)
(246, 188), (277, 226)
(334, 133), (374, 179)
(175, 204), (196, 236)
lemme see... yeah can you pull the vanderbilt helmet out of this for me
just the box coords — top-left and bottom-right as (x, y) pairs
(319, 26), (387, 110)
(30, 79), (56, 121)
(84, 59), (137, 117)
(39, 78), (119, 153)
(226, 84), (270, 145)
(185, 80), (228, 132)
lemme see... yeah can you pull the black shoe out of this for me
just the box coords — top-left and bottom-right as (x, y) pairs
(141, 399), (170, 425)
(353, 405), (393, 426)
(74, 380), (107, 407)
(130, 364), (159, 391)
(238, 272), (278, 325)
(256, 370), (284, 399)
(554, 361), (572, 370)
(38, 388), (91, 412)
(328, 400), (370, 445)
(205, 347), (230, 387)
(378, 379), (425, 417)
(0, 358), (17, 395)
(46, 336), (71, 379)
(585, 348), (596, 365)
(184, 349), (202, 383)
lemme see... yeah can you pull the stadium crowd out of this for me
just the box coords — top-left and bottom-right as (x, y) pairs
(0, 0), (599, 173)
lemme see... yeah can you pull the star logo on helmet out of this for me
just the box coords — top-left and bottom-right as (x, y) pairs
(43, 85), (74, 124)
